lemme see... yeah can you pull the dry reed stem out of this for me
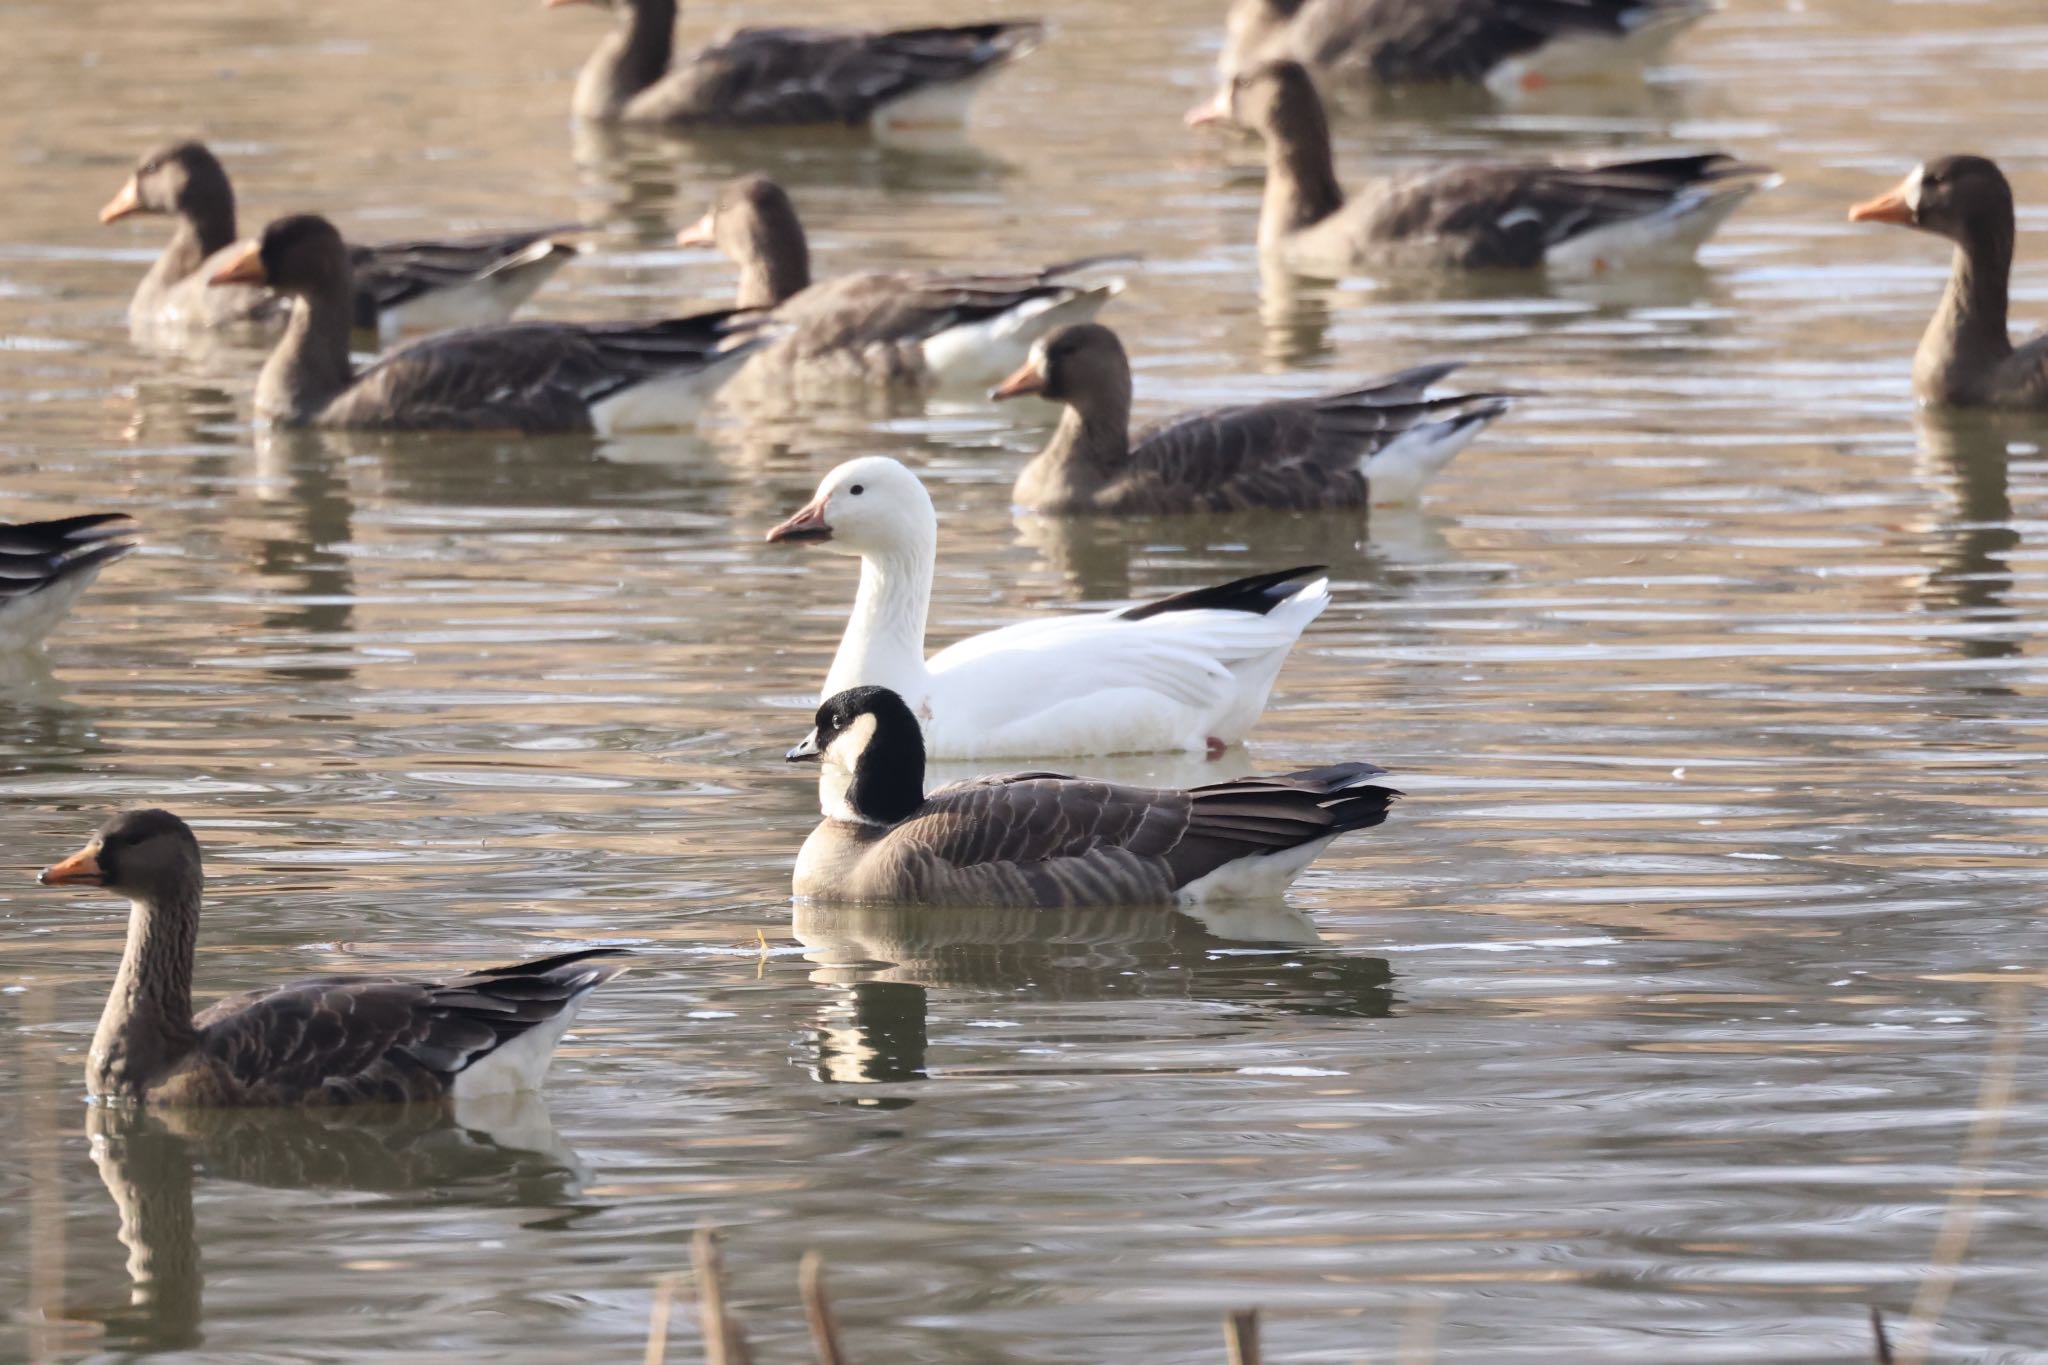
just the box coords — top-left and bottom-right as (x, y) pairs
(1898, 983), (2029, 1365)
(1871, 1306), (1894, 1364)
(27, 981), (65, 1364)
(1225, 1308), (1261, 1365)
(643, 1271), (686, 1365)
(799, 1250), (848, 1365)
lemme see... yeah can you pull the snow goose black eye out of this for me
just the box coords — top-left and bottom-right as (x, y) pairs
(849, 484), (864, 496)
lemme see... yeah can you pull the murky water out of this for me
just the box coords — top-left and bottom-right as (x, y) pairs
(2, 0), (2046, 1360)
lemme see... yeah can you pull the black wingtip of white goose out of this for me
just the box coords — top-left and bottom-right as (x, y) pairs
(1118, 565), (1327, 622)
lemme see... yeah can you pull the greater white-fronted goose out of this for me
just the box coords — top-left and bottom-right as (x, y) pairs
(210, 214), (766, 432)
(786, 685), (1399, 907)
(677, 175), (1124, 393)
(765, 455), (1328, 759)
(550, 0), (1041, 131)
(1, 513), (138, 651)
(102, 142), (581, 341)
(37, 808), (629, 1107)
(1848, 155), (2048, 410)
(1189, 0), (1710, 115)
(989, 323), (1509, 513)
(1197, 60), (1769, 275)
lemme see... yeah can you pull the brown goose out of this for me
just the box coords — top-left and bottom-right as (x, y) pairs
(549, 0), (1041, 131)
(988, 323), (1509, 514)
(786, 686), (1399, 908)
(677, 175), (1123, 392)
(0, 513), (138, 651)
(1197, 60), (1769, 275)
(1189, 0), (1710, 116)
(209, 214), (765, 432)
(101, 142), (581, 340)
(1848, 155), (2048, 410)
(37, 809), (628, 1107)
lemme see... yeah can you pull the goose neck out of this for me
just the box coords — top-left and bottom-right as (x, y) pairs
(1917, 226), (2014, 402)
(1260, 114), (1346, 244)
(91, 882), (202, 1100)
(829, 539), (935, 701)
(258, 282), (356, 425)
(573, 0), (675, 120)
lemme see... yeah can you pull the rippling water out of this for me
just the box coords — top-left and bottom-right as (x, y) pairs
(3, 0), (2046, 1360)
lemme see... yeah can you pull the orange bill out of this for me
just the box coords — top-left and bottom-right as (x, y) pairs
(674, 210), (716, 248)
(98, 179), (142, 225)
(765, 500), (832, 544)
(543, 0), (598, 9)
(39, 843), (105, 887)
(208, 241), (268, 287)
(1183, 88), (1232, 129)
(987, 358), (1046, 401)
(1848, 185), (1914, 226)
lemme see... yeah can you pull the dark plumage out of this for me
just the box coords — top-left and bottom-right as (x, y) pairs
(1849, 155), (2048, 409)
(1204, 60), (1769, 274)
(0, 513), (139, 650)
(38, 808), (628, 1107)
(788, 686), (1399, 908)
(991, 323), (1508, 514)
(213, 214), (765, 432)
(554, 0), (1041, 129)
(678, 175), (1124, 392)
(101, 142), (579, 339)
(1202, 0), (1710, 99)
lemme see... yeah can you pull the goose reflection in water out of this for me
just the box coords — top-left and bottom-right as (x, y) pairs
(1910, 409), (2024, 692)
(793, 900), (1395, 1088)
(75, 1095), (590, 1355)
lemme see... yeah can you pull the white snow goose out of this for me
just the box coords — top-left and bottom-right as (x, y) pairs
(101, 142), (581, 341)
(210, 214), (766, 433)
(1188, 0), (1712, 116)
(38, 808), (629, 1107)
(765, 455), (1329, 759)
(551, 0), (1042, 132)
(678, 175), (1125, 394)
(1194, 59), (1771, 276)
(989, 322), (1509, 513)
(0, 513), (138, 652)
(786, 685), (1399, 907)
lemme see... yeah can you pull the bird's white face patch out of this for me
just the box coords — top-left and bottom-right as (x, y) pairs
(1027, 335), (1050, 370)
(1903, 163), (1926, 215)
(823, 711), (878, 773)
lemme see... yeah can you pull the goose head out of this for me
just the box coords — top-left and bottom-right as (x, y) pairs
(989, 323), (1131, 407)
(786, 685), (926, 826)
(1189, 59), (1323, 143)
(100, 142), (232, 225)
(676, 175), (810, 307)
(208, 214), (348, 296)
(1849, 155), (2013, 245)
(40, 808), (203, 901)
(765, 456), (937, 560)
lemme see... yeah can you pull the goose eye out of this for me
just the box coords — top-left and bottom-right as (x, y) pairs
(849, 484), (864, 496)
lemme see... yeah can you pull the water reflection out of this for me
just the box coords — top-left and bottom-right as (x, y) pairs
(795, 900), (1396, 1085)
(1910, 410), (2025, 680)
(77, 1097), (590, 1355)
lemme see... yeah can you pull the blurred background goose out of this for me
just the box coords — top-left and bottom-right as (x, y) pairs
(990, 323), (1510, 513)
(549, 0), (1042, 131)
(0, 513), (138, 651)
(1198, 60), (1769, 275)
(678, 175), (1124, 393)
(1189, 0), (1712, 116)
(1849, 155), (2048, 410)
(102, 141), (580, 341)
(211, 214), (765, 432)
(37, 808), (628, 1107)
(786, 685), (1400, 907)
(765, 456), (1328, 759)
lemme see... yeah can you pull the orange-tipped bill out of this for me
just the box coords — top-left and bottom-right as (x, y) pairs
(988, 359), (1046, 401)
(39, 843), (105, 887)
(766, 501), (831, 545)
(1184, 87), (1232, 129)
(99, 179), (142, 225)
(674, 210), (716, 249)
(208, 241), (268, 288)
(1848, 185), (1914, 226)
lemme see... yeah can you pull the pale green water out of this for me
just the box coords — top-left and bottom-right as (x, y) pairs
(1, 0), (2046, 1360)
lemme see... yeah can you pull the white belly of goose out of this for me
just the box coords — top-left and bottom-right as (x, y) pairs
(588, 350), (751, 434)
(1, 575), (99, 652)
(450, 997), (592, 1100)
(1173, 837), (1339, 905)
(1541, 182), (1760, 276)
(918, 284), (1121, 391)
